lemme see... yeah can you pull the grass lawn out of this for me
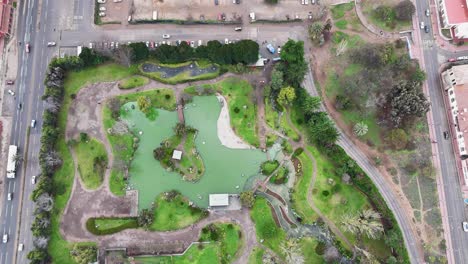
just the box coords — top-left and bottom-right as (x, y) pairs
(300, 237), (326, 263)
(133, 243), (219, 264)
(280, 112), (300, 141)
(266, 133), (278, 147)
(118, 88), (176, 112)
(185, 77), (259, 147)
(335, 19), (348, 30)
(250, 198), (285, 257)
(179, 130), (205, 180)
(49, 63), (138, 263)
(363, 1), (411, 32)
(94, 218), (136, 230)
(74, 137), (108, 190)
(247, 247), (265, 264)
(291, 152), (318, 224)
(265, 100), (279, 129)
(150, 193), (207, 231)
(330, 2), (354, 19)
(269, 166), (288, 185)
(260, 160), (279, 176)
(139, 60), (221, 85)
(200, 223), (243, 262)
(118, 75), (149, 89)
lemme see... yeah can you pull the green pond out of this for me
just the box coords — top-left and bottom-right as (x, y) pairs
(122, 96), (266, 209)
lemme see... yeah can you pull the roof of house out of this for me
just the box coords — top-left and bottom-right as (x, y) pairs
(172, 150), (182, 160)
(209, 194), (229, 207)
(444, 0), (468, 24)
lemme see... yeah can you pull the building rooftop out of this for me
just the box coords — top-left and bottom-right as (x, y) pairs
(209, 194), (229, 207)
(444, 0), (468, 24)
(172, 150), (182, 160)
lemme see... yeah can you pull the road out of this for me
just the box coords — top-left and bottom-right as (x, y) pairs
(0, 0), (60, 262)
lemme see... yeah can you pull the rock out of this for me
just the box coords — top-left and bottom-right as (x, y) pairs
(342, 173), (351, 184)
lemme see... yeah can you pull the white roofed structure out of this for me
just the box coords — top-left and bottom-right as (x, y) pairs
(209, 194), (229, 207)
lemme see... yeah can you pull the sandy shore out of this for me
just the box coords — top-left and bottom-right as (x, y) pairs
(216, 94), (253, 149)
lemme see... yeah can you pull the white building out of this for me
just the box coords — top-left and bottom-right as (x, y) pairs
(209, 194), (230, 207)
(172, 150), (182, 160)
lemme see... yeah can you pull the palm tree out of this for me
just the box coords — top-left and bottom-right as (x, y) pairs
(341, 209), (383, 240)
(353, 122), (369, 137)
(309, 22), (324, 40)
(355, 246), (380, 264)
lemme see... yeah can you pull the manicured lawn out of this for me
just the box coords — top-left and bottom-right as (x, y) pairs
(179, 130), (205, 180)
(118, 88), (176, 112)
(330, 2), (354, 19)
(118, 75), (149, 89)
(150, 193), (207, 231)
(335, 19), (348, 30)
(133, 243), (219, 264)
(291, 152), (318, 224)
(280, 112), (300, 141)
(260, 160), (279, 176)
(300, 237), (326, 264)
(49, 64), (138, 263)
(74, 137), (108, 190)
(265, 100), (279, 129)
(139, 60), (221, 84)
(247, 247), (265, 264)
(86, 217), (138, 235)
(269, 166), (288, 184)
(94, 218), (136, 230)
(185, 77), (259, 147)
(250, 198), (285, 256)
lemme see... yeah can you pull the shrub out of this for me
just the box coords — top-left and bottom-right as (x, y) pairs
(292, 147), (304, 157)
(315, 241), (326, 255)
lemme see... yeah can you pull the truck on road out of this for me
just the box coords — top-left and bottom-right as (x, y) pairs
(7, 145), (17, 178)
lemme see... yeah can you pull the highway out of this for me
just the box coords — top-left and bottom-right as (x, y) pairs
(0, 0), (59, 262)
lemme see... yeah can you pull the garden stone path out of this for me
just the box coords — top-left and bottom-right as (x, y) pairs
(63, 73), (262, 262)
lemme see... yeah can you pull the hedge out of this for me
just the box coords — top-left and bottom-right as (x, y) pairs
(85, 217), (138, 235)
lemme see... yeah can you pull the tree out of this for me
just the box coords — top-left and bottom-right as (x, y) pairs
(137, 208), (154, 229)
(36, 193), (54, 212)
(27, 249), (48, 264)
(270, 67), (284, 92)
(240, 191), (255, 208)
(387, 81), (429, 127)
(128, 42), (149, 62)
(70, 244), (97, 264)
(355, 246), (380, 264)
(353, 122), (368, 137)
(33, 236), (49, 249)
(301, 96), (321, 116)
(174, 123), (187, 136)
(277, 86), (296, 106)
(309, 22), (324, 40)
(280, 239), (305, 264)
(395, 0), (415, 21)
(107, 97), (122, 119)
(280, 39), (308, 87)
(43, 151), (63, 170)
(386, 128), (408, 150)
(374, 5), (393, 22)
(264, 0), (278, 4)
(79, 47), (104, 67)
(113, 44), (133, 67)
(137, 96), (151, 113)
(153, 146), (167, 161)
(341, 209), (384, 240)
(307, 112), (339, 146)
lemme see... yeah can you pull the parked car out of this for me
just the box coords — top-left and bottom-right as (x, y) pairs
(444, 131), (449, 139)
(463, 222), (468, 232)
(8, 90), (15, 96)
(113, 0), (122, 2)
(31, 175), (36, 184)
(162, 34), (171, 39)
(31, 119), (36, 128)
(99, 6), (106, 11)
(150, 41), (155, 48)
(99, 12), (106, 17)
(17, 103), (22, 110)
(145, 41), (149, 47)
(6, 80), (14, 85)
(47, 42), (56, 47)
(425, 9), (430, 17)
(115, 42), (119, 49)
(2, 234), (7, 243)
(190, 41), (195, 47)
(448, 58), (457, 62)
(97, 0), (106, 3)
(110, 42), (115, 49)
(424, 25), (430, 33)
(25, 43), (30, 53)
(198, 40), (202, 46)
(266, 43), (275, 54)
(225, 38), (229, 44)
(18, 243), (24, 251)
(234, 27), (242, 31)
(89, 42), (94, 49)
(420, 21), (424, 29)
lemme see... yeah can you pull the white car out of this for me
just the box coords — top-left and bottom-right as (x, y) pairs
(99, 12), (106, 17)
(162, 34), (171, 39)
(99, 6), (106, 11)
(463, 222), (468, 232)
(113, 0), (122, 2)
(18, 243), (24, 251)
(198, 40), (202, 46)
(190, 41), (195, 47)
(146, 41), (149, 47)
(278, 47), (281, 54)
(97, 0), (106, 3)
(167, 41), (171, 45)
(7, 193), (12, 201)
(47, 42), (56, 47)
(89, 42), (94, 49)
(31, 175), (36, 184)
(420, 21), (424, 29)
(224, 38), (229, 44)
(115, 42), (119, 49)
(2, 234), (7, 243)
(31, 119), (36, 128)
(8, 89), (15, 96)
(110, 42), (115, 49)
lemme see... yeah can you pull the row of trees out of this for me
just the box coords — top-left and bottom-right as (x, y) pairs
(374, 0), (415, 28)
(97, 40), (259, 66)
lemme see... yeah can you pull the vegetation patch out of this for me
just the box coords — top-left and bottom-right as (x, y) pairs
(153, 123), (205, 182)
(150, 191), (208, 231)
(330, 3), (354, 19)
(185, 77), (259, 147)
(86, 217), (138, 235)
(72, 135), (108, 190)
(363, 0), (413, 31)
(199, 223), (243, 263)
(269, 166), (289, 184)
(118, 75), (149, 89)
(260, 160), (280, 176)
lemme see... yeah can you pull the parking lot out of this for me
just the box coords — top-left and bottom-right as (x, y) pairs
(98, 0), (323, 24)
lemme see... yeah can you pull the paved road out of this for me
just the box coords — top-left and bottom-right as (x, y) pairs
(413, 0), (468, 263)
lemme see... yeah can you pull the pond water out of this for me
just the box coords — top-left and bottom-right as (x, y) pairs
(122, 96), (266, 209)
(141, 62), (219, 79)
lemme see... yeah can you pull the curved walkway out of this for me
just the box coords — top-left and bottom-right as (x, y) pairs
(353, 0), (401, 39)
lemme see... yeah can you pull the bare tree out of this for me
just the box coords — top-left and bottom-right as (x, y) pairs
(33, 236), (49, 249)
(44, 151), (63, 169)
(44, 96), (61, 113)
(280, 239), (305, 264)
(36, 193), (54, 212)
(35, 217), (50, 229)
(113, 45), (133, 67)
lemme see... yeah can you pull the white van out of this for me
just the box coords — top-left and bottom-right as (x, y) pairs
(2, 234), (7, 243)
